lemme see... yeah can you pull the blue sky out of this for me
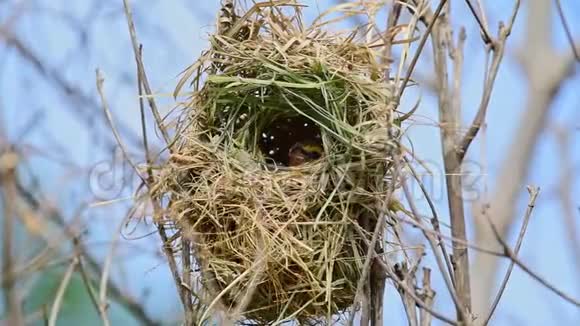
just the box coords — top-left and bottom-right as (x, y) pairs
(1, 0), (579, 325)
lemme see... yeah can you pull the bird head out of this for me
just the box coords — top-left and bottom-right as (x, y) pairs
(288, 141), (324, 167)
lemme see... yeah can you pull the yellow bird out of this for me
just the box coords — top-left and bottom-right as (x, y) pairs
(288, 141), (324, 167)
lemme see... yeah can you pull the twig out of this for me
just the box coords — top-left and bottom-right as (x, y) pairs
(430, 1), (472, 316)
(97, 213), (127, 326)
(393, 213), (505, 258)
(485, 203), (580, 308)
(483, 186), (539, 324)
(48, 257), (79, 326)
(459, 1), (520, 159)
(394, 262), (418, 326)
(472, 0), (576, 316)
(404, 157), (455, 285)
(419, 268), (435, 326)
(122, 0), (172, 146)
(353, 231), (458, 326)
(462, 0), (493, 45)
(554, 127), (580, 294)
(122, 2), (189, 320)
(0, 31), (142, 149)
(157, 226), (189, 308)
(397, 0), (448, 99)
(13, 177), (159, 326)
(95, 69), (145, 183)
(181, 238), (195, 325)
(396, 156), (468, 323)
(474, 0), (491, 37)
(383, 2), (402, 80)
(76, 256), (101, 317)
(347, 152), (399, 326)
(0, 152), (24, 326)
(554, 0), (580, 61)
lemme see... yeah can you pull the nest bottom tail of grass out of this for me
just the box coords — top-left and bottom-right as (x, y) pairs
(156, 130), (393, 323)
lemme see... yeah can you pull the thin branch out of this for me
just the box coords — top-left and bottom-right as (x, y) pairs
(96, 69), (146, 183)
(393, 213), (504, 258)
(122, 0), (172, 146)
(383, 2), (402, 80)
(48, 258), (79, 326)
(472, 0), (576, 316)
(396, 157), (468, 323)
(397, 0), (448, 99)
(348, 138), (399, 325)
(404, 157), (455, 285)
(0, 31), (142, 148)
(554, 127), (580, 292)
(76, 255), (101, 317)
(352, 226), (458, 326)
(554, 0), (580, 61)
(459, 1), (520, 159)
(13, 178), (159, 326)
(181, 238), (195, 325)
(347, 182), (396, 325)
(121, 2), (188, 318)
(463, 0), (493, 45)
(97, 215), (126, 326)
(0, 151), (24, 326)
(395, 262), (419, 326)
(430, 0), (472, 316)
(157, 226), (189, 308)
(419, 268), (435, 326)
(474, 0), (491, 37)
(486, 205), (580, 308)
(483, 186), (539, 324)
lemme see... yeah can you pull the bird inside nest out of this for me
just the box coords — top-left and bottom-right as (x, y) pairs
(259, 116), (324, 167)
(288, 141), (324, 167)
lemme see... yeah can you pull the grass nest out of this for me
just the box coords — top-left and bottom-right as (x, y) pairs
(153, 1), (405, 324)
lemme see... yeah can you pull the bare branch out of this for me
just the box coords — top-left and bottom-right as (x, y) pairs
(0, 31), (142, 149)
(13, 177), (159, 326)
(395, 263), (419, 326)
(554, 0), (580, 61)
(485, 200), (580, 308)
(462, 0), (493, 45)
(484, 186), (539, 324)
(181, 239), (195, 325)
(347, 163), (398, 326)
(352, 225), (458, 326)
(397, 0), (448, 99)
(459, 0), (520, 159)
(122, 0), (172, 146)
(472, 0), (578, 317)
(419, 268), (435, 326)
(76, 252), (101, 318)
(430, 1), (472, 316)
(121, 2), (189, 319)
(383, 2), (402, 80)
(404, 157), (455, 285)
(0, 150), (24, 326)
(96, 69), (146, 183)
(396, 155), (468, 322)
(554, 127), (580, 289)
(48, 258), (79, 326)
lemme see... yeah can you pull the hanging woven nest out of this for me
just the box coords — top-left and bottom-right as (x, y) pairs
(152, 1), (406, 324)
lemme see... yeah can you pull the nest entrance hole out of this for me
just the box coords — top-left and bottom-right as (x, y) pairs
(258, 115), (323, 166)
